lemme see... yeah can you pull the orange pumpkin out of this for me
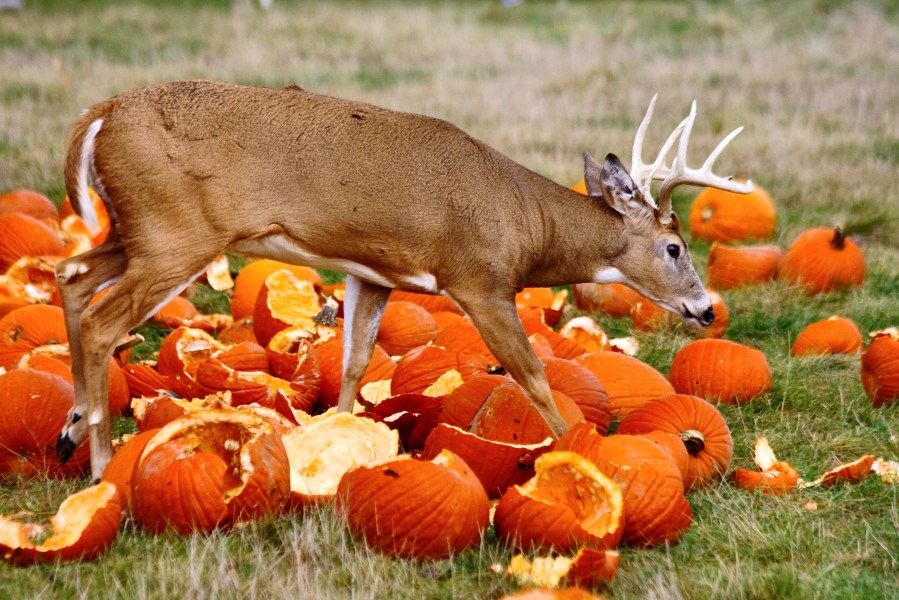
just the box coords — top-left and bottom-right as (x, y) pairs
(494, 451), (624, 553)
(390, 344), (488, 396)
(122, 363), (176, 399)
(0, 482), (122, 565)
(558, 316), (612, 354)
(336, 450), (489, 560)
(615, 394), (734, 490)
(231, 259), (322, 320)
(469, 381), (584, 445)
(573, 351), (674, 417)
(778, 226), (865, 294)
(0, 304), (68, 368)
(505, 548), (620, 591)
(422, 423), (553, 497)
(668, 339), (772, 403)
(791, 315), (863, 356)
(706, 243), (781, 289)
(315, 337), (395, 409)
(0, 213), (64, 271)
(543, 357), (611, 433)
(520, 308), (585, 359)
(729, 437), (799, 495)
(433, 316), (496, 363)
(438, 373), (510, 429)
(0, 189), (59, 221)
(388, 289), (463, 314)
(131, 409), (290, 535)
(688, 182), (776, 243)
(861, 327), (899, 407)
(630, 290), (727, 339)
(572, 283), (644, 318)
(101, 429), (161, 510)
(253, 269), (324, 347)
(155, 326), (228, 398)
(376, 301), (439, 356)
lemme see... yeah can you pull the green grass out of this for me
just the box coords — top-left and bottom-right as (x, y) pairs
(1, 0), (898, 598)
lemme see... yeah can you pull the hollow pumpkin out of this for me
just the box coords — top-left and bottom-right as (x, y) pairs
(0, 213), (65, 271)
(253, 269), (325, 347)
(729, 436), (799, 495)
(438, 373), (510, 429)
(706, 243), (781, 289)
(616, 394), (734, 490)
(231, 259), (322, 321)
(791, 315), (863, 356)
(668, 339), (772, 403)
(315, 337), (395, 409)
(336, 450), (489, 561)
(0, 304), (68, 368)
(573, 351), (674, 417)
(0, 481), (122, 565)
(390, 344), (488, 396)
(101, 429), (162, 510)
(558, 316), (612, 354)
(494, 451), (624, 553)
(778, 226), (865, 294)
(861, 327), (899, 407)
(688, 182), (776, 243)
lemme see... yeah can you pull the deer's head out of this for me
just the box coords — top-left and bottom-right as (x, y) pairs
(583, 97), (753, 328)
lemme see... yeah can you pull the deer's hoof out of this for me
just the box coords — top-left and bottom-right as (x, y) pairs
(56, 433), (78, 464)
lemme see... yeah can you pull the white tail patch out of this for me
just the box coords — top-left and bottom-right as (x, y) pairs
(77, 118), (104, 236)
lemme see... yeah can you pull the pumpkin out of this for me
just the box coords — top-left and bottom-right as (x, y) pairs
(217, 316), (258, 345)
(0, 304), (68, 368)
(336, 450), (489, 561)
(520, 308), (585, 359)
(438, 373), (510, 428)
(791, 315), (863, 356)
(558, 317), (612, 354)
(360, 393), (443, 450)
(388, 289), (463, 314)
(122, 363), (176, 399)
(60, 187), (109, 244)
(217, 341), (270, 373)
(778, 226), (865, 294)
(0, 213), (64, 271)
(668, 339), (772, 403)
(282, 412), (398, 509)
(861, 327), (899, 407)
(0, 255), (63, 314)
(131, 408), (291, 535)
(554, 423), (692, 547)
(494, 451), (624, 553)
(0, 482), (122, 565)
(0, 368), (89, 477)
(706, 243), (781, 289)
(0, 189), (59, 221)
(101, 429), (162, 510)
(630, 290), (727, 339)
(266, 326), (335, 380)
(688, 182), (776, 243)
(231, 259), (322, 320)
(315, 337), (395, 409)
(469, 381), (584, 445)
(253, 269), (324, 347)
(421, 423), (553, 497)
(156, 326), (228, 398)
(543, 357), (611, 433)
(376, 301), (439, 355)
(573, 351), (674, 417)
(572, 283), (644, 318)
(506, 549), (619, 591)
(433, 316), (497, 363)
(390, 344), (488, 396)
(616, 394), (734, 490)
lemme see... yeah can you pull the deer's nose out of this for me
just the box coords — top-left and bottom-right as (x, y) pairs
(702, 306), (715, 325)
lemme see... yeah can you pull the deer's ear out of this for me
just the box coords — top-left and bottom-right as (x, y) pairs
(583, 152), (646, 217)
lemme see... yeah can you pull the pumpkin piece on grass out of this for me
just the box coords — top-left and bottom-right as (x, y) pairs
(616, 394), (734, 490)
(688, 182), (776, 243)
(421, 423), (553, 498)
(377, 301), (439, 356)
(729, 436), (799, 495)
(505, 548), (620, 591)
(0, 481), (122, 565)
(706, 243), (781, 289)
(791, 315), (862, 356)
(494, 451), (624, 553)
(253, 269), (324, 347)
(817, 455), (876, 488)
(861, 327), (899, 407)
(872, 458), (899, 484)
(231, 259), (322, 321)
(0, 213), (64, 272)
(498, 588), (604, 600)
(131, 408), (291, 535)
(469, 381), (584, 445)
(554, 423), (692, 547)
(668, 339), (772, 403)
(778, 226), (865, 294)
(282, 412), (399, 509)
(0, 368), (89, 478)
(335, 450), (489, 561)
(573, 351), (674, 417)
(572, 283), (644, 318)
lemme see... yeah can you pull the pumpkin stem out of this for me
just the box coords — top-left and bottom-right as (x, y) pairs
(830, 226), (846, 250)
(680, 429), (706, 456)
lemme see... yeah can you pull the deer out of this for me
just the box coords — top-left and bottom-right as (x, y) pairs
(54, 80), (752, 481)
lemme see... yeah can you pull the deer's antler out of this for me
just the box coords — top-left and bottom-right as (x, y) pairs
(631, 97), (753, 224)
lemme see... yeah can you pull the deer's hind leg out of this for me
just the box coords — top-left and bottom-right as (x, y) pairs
(57, 237), (223, 481)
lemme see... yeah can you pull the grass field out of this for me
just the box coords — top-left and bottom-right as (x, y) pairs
(1, 1), (898, 598)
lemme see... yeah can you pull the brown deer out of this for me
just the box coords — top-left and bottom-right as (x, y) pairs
(54, 81), (752, 480)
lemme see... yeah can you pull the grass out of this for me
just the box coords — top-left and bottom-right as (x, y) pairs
(1, 0), (898, 598)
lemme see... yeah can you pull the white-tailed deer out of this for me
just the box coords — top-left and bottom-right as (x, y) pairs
(55, 81), (752, 480)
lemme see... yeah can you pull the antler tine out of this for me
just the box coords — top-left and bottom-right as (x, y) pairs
(657, 101), (754, 224)
(630, 95), (689, 207)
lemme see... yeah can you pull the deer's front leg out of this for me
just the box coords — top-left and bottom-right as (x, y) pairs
(336, 275), (392, 413)
(452, 291), (569, 438)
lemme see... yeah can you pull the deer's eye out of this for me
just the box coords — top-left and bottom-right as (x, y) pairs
(666, 244), (681, 259)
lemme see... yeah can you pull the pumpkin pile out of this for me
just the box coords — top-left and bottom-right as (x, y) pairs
(0, 186), (895, 596)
